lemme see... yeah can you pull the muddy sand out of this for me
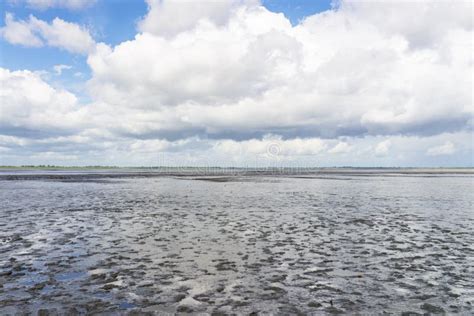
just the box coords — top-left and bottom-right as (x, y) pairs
(0, 171), (473, 314)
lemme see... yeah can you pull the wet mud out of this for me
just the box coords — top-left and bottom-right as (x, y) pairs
(0, 174), (473, 314)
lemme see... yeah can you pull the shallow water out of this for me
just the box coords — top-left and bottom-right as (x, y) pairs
(0, 173), (473, 315)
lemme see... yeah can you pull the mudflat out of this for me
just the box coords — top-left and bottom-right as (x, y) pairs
(0, 170), (473, 314)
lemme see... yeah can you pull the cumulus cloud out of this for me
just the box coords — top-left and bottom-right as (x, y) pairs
(53, 64), (72, 76)
(8, 0), (96, 10)
(341, 0), (472, 49)
(214, 134), (326, 158)
(138, 0), (256, 37)
(2, 130), (471, 167)
(328, 142), (352, 154)
(0, 13), (43, 47)
(1, 0), (473, 166)
(427, 141), (456, 156)
(85, 0), (472, 141)
(1, 13), (96, 54)
(0, 68), (85, 134)
(375, 140), (391, 157)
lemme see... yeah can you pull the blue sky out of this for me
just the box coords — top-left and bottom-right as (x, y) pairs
(1, 0), (147, 95)
(0, 0), (333, 102)
(0, 0), (472, 167)
(0, 0), (332, 72)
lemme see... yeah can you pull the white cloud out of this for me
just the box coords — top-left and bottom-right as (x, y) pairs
(427, 141), (456, 156)
(0, 13), (43, 47)
(29, 15), (96, 54)
(375, 140), (391, 157)
(328, 142), (352, 154)
(9, 0), (96, 10)
(1, 13), (96, 54)
(53, 64), (72, 76)
(0, 0), (473, 166)
(2, 131), (471, 167)
(0, 68), (84, 131)
(340, 0), (472, 49)
(85, 0), (472, 141)
(0, 135), (30, 146)
(214, 135), (326, 158)
(139, 0), (258, 37)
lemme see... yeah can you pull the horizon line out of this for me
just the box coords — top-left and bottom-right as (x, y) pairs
(1, 165), (473, 169)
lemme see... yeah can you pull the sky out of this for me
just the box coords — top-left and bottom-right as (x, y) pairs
(0, 0), (472, 167)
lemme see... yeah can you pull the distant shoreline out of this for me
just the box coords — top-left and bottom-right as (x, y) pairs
(1, 166), (473, 170)
(1, 167), (473, 181)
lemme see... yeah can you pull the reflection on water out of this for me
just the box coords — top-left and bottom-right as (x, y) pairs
(0, 173), (473, 314)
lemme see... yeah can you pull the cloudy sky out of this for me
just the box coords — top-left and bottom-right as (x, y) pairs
(0, 0), (472, 167)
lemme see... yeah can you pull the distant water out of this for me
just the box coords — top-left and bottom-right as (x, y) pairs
(0, 171), (473, 314)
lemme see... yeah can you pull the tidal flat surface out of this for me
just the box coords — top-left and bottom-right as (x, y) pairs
(0, 171), (473, 315)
